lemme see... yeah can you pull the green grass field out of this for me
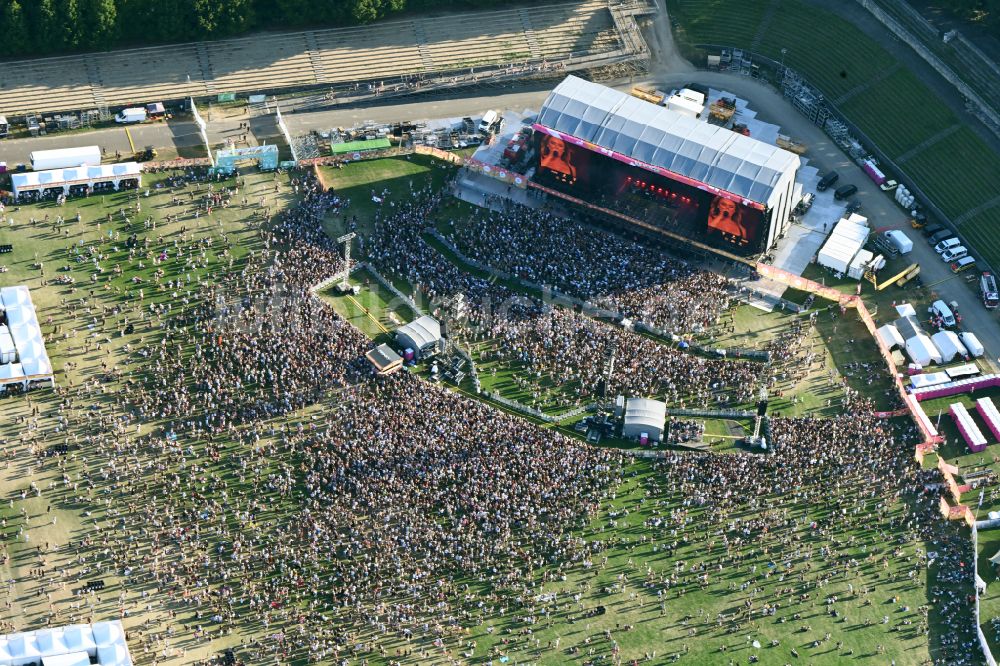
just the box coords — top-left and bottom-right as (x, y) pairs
(319, 151), (467, 238)
(666, 0), (1000, 267)
(0, 154), (968, 664)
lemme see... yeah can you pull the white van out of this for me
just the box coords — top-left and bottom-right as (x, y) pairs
(934, 237), (961, 254)
(478, 110), (499, 134)
(115, 107), (147, 124)
(930, 300), (956, 327)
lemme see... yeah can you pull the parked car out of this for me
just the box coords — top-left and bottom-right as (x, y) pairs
(930, 300), (956, 327)
(951, 256), (977, 273)
(921, 223), (945, 238)
(845, 200), (863, 214)
(928, 229), (953, 245)
(834, 184), (858, 200)
(940, 246), (968, 262)
(817, 171), (839, 191)
(934, 237), (962, 254)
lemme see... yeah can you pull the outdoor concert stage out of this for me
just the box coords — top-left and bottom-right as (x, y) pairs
(529, 76), (802, 258)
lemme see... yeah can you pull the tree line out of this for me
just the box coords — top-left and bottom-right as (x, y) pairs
(0, 0), (505, 58)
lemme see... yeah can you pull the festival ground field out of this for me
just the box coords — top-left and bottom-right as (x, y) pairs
(0, 155), (972, 664)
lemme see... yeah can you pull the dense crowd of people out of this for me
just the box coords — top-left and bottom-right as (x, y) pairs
(439, 204), (735, 335)
(0, 164), (981, 665)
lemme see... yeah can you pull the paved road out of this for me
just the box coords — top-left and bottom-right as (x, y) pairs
(0, 120), (250, 166)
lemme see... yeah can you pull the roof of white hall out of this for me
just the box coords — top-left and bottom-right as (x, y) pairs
(623, 397), (667, 431)
(395, 315), (441, 349)
(535, 76), (800, 204)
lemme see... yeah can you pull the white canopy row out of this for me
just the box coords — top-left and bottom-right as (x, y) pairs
(0, 285), (53, 387)
(0, 621), (132, 666)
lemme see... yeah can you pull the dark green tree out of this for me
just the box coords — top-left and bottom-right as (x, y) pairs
(194, 0), (255, 37)
(79, 0), (118, 49)
(58, 0), (83, 50)
(0, 1), (30, 56)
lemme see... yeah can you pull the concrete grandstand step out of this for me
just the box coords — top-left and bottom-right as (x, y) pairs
(0, 0), (636, 114)
(196, 43), (217, 95)
(413, 21), (436, 71)
(519, 9), (543, 59)
(304, 32), (326, 83)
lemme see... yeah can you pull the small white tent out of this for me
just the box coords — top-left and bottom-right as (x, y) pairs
(96, 643), (132, 666)
(932, 330), (968, 363)
(35, 629), (69, 656)
(877, 323), (905, 349)
(848, 249), (874, 280)
(622, 398), (667, 442)
(8, 632), (41, 663)
(61, 625), (97, 655)
(817, 235), (860, 274)
(91, 621), (124, 647)
(905, 334), (942, 366)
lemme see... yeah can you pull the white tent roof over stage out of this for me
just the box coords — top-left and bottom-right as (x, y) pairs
(536, 76), (800, 205)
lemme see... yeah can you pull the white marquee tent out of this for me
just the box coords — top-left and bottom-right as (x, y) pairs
(0, 285), (54, 390)
(11, 162), (141, 199)
(395, 315), (442, 360)
(876, 323), (905, 349)
(931, 330), (968, 363)
(905, 334), (942, 366)
(622, 398), (667, 442)
(817, 214), (870, 276)
(0, 622), (130, 666)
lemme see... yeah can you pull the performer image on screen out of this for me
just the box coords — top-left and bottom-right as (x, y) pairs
(706, 195), (748, 240)
(539, 135), (576, 184)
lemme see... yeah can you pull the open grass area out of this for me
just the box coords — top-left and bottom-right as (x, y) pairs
(666, 0), (1000, 266)
(319, 152), (460, 238)
(462, 461), (940, 665)
(317, 267), (415, 342)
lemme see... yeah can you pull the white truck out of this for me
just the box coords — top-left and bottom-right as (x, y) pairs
(29, 145), (101, 171)
(115, 107), (147, 124)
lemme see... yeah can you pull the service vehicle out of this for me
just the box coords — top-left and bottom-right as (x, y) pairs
(882, 230), (913, 254)
(951, 256), (976, 273)
(928, 229), (953, 245)
(794, 192), (814, 214)
(935, 237), (962, 254)
(478, 110), (499, 134)
(834, 184), (858, 200)
(930, 300), (956, 327)
(29, 145), (101, 171)
(940, 246), (968, 263)
(921, 223), (944, 238)
(981, 272), (999, 309)
(817, 171), (839, 191)
(115, 107), (147, 124)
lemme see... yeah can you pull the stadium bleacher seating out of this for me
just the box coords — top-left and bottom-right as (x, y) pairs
(0, 0), (624, 115)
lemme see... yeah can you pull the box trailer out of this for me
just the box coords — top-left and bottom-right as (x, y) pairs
(29, 145), (101, 171)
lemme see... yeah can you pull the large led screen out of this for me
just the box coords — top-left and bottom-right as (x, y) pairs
(534, 131), (768, 252)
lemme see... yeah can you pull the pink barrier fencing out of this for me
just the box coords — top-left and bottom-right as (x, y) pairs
(951, 402), (988, 453)
(911, 374), (1000, 401)
(976, 397), (1000, 442)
